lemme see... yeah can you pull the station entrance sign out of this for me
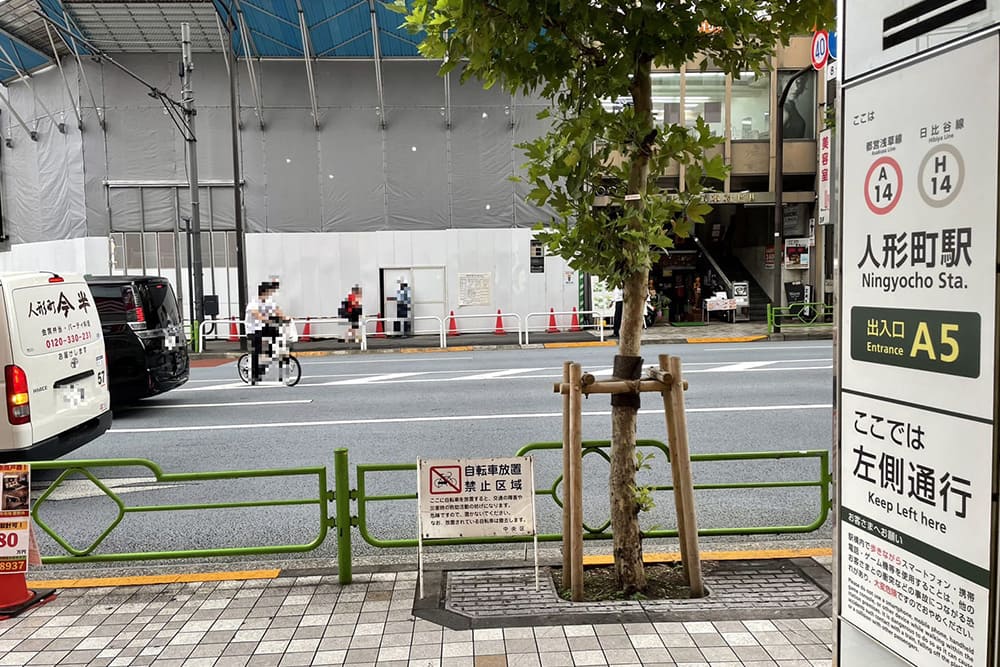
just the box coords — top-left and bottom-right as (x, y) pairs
(838, 25), (1000, 667)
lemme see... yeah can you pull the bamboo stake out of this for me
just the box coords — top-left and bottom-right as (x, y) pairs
(561, 361), (572, 587)
(568, 362), (584, 602)
(660, 354), (705, 597)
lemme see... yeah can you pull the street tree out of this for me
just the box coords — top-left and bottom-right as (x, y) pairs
(393, 0), (834, 594)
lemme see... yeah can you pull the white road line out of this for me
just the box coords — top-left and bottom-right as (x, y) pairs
(459, 368), (547, 380)
(322, 372), (427, 385)
(108, 404), (832, 433)
(705, 345), (832, 351)
(700, 361), (774, 373)
(123, 399), (313, 409)
(301, 356), (475, 365)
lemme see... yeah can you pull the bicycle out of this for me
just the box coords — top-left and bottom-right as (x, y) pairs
(237, 319), (302, 386)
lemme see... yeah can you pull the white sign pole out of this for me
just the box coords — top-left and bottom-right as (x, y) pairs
(528, 456), (539, 591)
(416, 461), (424, 599)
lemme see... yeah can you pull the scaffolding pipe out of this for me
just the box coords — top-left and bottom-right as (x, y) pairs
(296, 0), (319, 129)
(369, 0), (386, 128)
(43, 20), (82, 130)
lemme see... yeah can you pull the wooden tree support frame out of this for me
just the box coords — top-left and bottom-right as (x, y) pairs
(553, 354), (705, 601)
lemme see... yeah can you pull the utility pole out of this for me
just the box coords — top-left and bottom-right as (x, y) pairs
(181, 23), (205, 335)
(771, 65), (813, 332)
(225, 14), (249, 352)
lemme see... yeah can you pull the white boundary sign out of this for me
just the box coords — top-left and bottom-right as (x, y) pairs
(838, 29), (1000, 667)
(416, 456), (538, 596)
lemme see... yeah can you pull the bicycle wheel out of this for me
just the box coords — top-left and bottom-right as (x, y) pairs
(237, 354), (251, 383)
(282, 356), (301, 387)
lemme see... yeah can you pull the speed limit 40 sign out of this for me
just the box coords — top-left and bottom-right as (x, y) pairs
(811, 30), (830, 70)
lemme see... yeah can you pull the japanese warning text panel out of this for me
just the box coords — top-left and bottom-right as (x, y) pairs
(839, 33), (999, 667)
(0, 464), (30, 574)
(418, 457), (535, 539)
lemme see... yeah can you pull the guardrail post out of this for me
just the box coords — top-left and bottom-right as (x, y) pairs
(766, 304), (773, 335)
(334, 448), (353, 585)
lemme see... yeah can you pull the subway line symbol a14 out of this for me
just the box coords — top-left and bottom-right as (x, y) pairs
(864, 156), (903, 215)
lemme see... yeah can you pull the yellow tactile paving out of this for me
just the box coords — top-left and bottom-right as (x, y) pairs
(27, 568), (280, 589)
(582, 547), (833, 566)
(685, 335), (769, 344)
(542, 341), (616, 348)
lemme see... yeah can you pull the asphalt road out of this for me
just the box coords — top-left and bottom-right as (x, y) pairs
(32, 341), (834, 566)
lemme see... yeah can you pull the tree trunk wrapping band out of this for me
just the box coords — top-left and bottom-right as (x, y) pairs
(610, 355), (643, 408)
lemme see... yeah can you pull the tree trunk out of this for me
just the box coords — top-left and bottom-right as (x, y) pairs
(610, 55), (654, 595)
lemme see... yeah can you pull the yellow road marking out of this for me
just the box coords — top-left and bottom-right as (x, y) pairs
(400, 346), (474, 353)
(28, 569), (280, 589)
(543, 341), (616, 348)
(686, 335), (769, 344)
(582, 547), (832, 566)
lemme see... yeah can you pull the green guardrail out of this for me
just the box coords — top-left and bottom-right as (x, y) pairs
(30, 444), (829, 582)
(354, 440), (832, 548)
(767, 302), (835, 334)
(31, 455), (346, 572)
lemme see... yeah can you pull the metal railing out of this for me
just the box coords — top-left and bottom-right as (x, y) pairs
(353, 440), (831, 548)
(767, 302), (835, 334)
(360, 315), (445, 351)
(31, 457), (338, 564)
(30, 444), (829, 581)
(446, 312), (523, 346)
(523, 310), (604, 345)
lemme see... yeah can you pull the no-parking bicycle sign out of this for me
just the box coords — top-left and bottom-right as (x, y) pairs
(417, 456), (535, 539)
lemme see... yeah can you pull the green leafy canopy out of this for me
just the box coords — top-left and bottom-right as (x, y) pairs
(391, 0), (834, 287)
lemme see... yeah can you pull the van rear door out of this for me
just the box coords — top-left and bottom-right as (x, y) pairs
(8, 278), (110, 445)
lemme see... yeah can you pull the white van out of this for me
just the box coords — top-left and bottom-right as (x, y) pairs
(0, 272), (111, 461)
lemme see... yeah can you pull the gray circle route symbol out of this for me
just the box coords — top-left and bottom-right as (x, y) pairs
(918, 144), (964, 208)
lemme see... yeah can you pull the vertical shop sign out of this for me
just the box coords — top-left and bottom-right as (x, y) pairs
(838, 32), (999, 667)
(0, 464), (30, 573)
(818, 129), (832, 225)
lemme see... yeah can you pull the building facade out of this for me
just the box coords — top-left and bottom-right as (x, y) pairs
(0, 7), (828, 328)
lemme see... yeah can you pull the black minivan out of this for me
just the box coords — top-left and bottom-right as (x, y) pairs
(86, 275), (189, 404)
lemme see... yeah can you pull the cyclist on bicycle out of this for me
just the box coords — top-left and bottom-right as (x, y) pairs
(245, 280), (285, 385)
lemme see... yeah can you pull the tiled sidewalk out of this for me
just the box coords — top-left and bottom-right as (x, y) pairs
(0, 570), (833, 667)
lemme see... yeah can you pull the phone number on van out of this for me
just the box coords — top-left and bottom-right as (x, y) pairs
(45, 331), (92, 348)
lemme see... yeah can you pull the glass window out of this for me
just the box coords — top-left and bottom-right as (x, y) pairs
(200, 232), (211, 268)
(731, 71), (771, 141)
(143, 232), (158, 273)
(110, 233), (125, 272)
(683, 72), (726, 137)
(125, 232), (143, 271)
(651, 72), (681, 125)
(158, 232), (176, 269)
(212, 231), (228, 268)
(777, 70), (816, 139)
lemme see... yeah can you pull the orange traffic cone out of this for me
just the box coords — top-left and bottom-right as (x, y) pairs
(546, 308), (559, 333)
(375, 313), (386, 338)
(448, 310), (460, 336)
(570, 307), (581, 332)
(300, 318), (311, 342)
(494, 309), (506, 335)
(228, 320), (239, 342)
(0, 572), (55, 620)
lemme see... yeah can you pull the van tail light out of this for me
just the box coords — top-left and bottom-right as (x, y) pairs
(48, 276), (64, 283)
(124, 286), (147, 331)
(5, 365), (30, 426)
